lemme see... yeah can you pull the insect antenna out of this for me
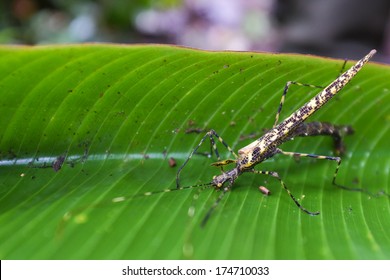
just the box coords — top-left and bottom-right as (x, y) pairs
(57, 181), (213, 237)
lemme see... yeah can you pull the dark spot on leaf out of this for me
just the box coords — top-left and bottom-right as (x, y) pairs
(185, 128), (204, 134)
(169, 157), (176, 167)
(188, 119), (196, 127)
(53, 155), (66, 172)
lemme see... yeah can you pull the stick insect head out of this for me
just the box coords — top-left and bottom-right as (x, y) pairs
(212, 167), (240, 188)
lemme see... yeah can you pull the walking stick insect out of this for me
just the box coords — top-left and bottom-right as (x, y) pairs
(176, 49), (376, 226)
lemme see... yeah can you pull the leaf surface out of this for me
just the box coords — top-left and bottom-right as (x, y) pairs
(0, 44), (389, 259)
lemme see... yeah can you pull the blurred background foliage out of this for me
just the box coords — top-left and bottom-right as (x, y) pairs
(1, 0), (390, 61)
(0, 0), (275, 50)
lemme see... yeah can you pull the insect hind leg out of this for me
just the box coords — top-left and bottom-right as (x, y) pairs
(288, 122), (354, 156)
(276, 149), (369, 194)
(176, 129), (238, 188)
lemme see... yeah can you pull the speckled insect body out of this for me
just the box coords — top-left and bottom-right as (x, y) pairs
(177, 50), (376, 225)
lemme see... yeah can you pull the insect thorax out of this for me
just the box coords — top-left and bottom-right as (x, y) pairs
(238, 133), (280, 170)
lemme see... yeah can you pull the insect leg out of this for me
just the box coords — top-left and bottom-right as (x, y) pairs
(177, 129), (238, 188)
(241, 81), (351, 143)
(273, 81), (324, 127)
(337, 59), (348, 77)
(288, 121), (354, 155)
(201, 182), (233, 227)
(250, 169), (320, 215)
(278, 149), (390, 198)
(277, 149), (365, 192)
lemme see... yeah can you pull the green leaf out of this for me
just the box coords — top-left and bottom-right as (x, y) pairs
(0, 45), (389, 260)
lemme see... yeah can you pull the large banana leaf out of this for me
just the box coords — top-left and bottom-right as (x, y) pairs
(0, 44), (389, 259)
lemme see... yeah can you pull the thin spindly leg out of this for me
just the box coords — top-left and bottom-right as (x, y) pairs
(187, 185), (211, 219)
(276, 149), (365, 192)
(273, 81), (324, 127)
(242, 80), (342, 142)
(273, 57), (349, 128)
(338, 60), (348, 77)
(200, 182), (233, 227)
(278, 149), (388, 196)
(272, 55), (353, 129)
(250, 169), (320, 215)
(239, 120), (353, 150)
(176, 129), (238, 188)
(286, 122), (354, 155)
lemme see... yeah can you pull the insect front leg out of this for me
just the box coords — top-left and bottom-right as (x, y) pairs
(201, 180), (234, 227)
(250, 169), (320, 215)
(176, 129), (238, 188)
